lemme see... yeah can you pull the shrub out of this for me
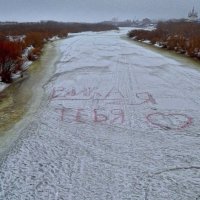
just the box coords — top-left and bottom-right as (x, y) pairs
(0, 40), (22, 83)
(128, 21), (200, 59)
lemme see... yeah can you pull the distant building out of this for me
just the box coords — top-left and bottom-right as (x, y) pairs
(102, 18), (155, 28)
(188, 7), (198, 21)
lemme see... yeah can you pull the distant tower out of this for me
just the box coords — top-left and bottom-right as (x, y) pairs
(188, 6), (198, 21)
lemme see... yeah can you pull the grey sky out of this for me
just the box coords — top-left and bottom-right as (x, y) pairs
(0, 0), (200, 22)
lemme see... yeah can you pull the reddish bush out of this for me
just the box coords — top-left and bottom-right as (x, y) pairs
(0, 40), (22, 83)
(128, 21), (200, 60)
(25, 32), (44, 48)
(0, 21), (117, 83)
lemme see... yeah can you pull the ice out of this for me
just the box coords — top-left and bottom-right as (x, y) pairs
(0, 28), (200, 200)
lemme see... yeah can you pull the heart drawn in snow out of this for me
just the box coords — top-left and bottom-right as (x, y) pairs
(146, 112), (193, 130)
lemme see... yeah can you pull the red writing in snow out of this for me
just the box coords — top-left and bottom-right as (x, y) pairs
(146, 112), (193, 130)
(55, 107), (125, 125)
(49, 87), (156, 106)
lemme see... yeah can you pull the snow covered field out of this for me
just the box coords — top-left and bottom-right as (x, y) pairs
(0, 28), (200, 199)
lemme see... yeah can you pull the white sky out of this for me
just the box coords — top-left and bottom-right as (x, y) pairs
(0, 0), (200, 22)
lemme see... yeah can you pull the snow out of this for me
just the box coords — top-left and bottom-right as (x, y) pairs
(22, 61), (33, 71)
(154, 42), (163, 48)
(0, 28), (200, 199)
(7, 35), (26, 42)
(22, 45), (34, 59)
(0, 82), (9, 93)
(49, 36), (60, 41)
(142, 40), (151, 44)
(11, 71), (22, 80)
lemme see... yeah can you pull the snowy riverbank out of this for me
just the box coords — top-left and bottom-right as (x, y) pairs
(0, 40), (60, 159)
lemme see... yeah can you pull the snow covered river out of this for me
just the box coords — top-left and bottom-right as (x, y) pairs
(0, 28), (200, 199)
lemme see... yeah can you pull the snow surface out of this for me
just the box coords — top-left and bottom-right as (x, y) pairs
(0, 28), (200, 200)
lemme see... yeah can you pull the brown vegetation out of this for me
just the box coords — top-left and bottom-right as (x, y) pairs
(0, 21), (118, 83)
(128, 21), (200, 59)
(0, 40), (22, 83)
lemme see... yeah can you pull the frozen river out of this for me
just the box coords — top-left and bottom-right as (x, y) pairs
(0, 29), (200, 199)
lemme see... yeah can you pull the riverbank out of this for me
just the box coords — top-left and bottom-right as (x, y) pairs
(0, 39), (60, 159)
(0, 21), (118, 85)
(124, 35), (200, 71)
(128, 21), (200, 62)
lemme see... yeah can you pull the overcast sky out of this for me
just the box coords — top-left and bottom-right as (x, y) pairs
(0, 0), (200, 22)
